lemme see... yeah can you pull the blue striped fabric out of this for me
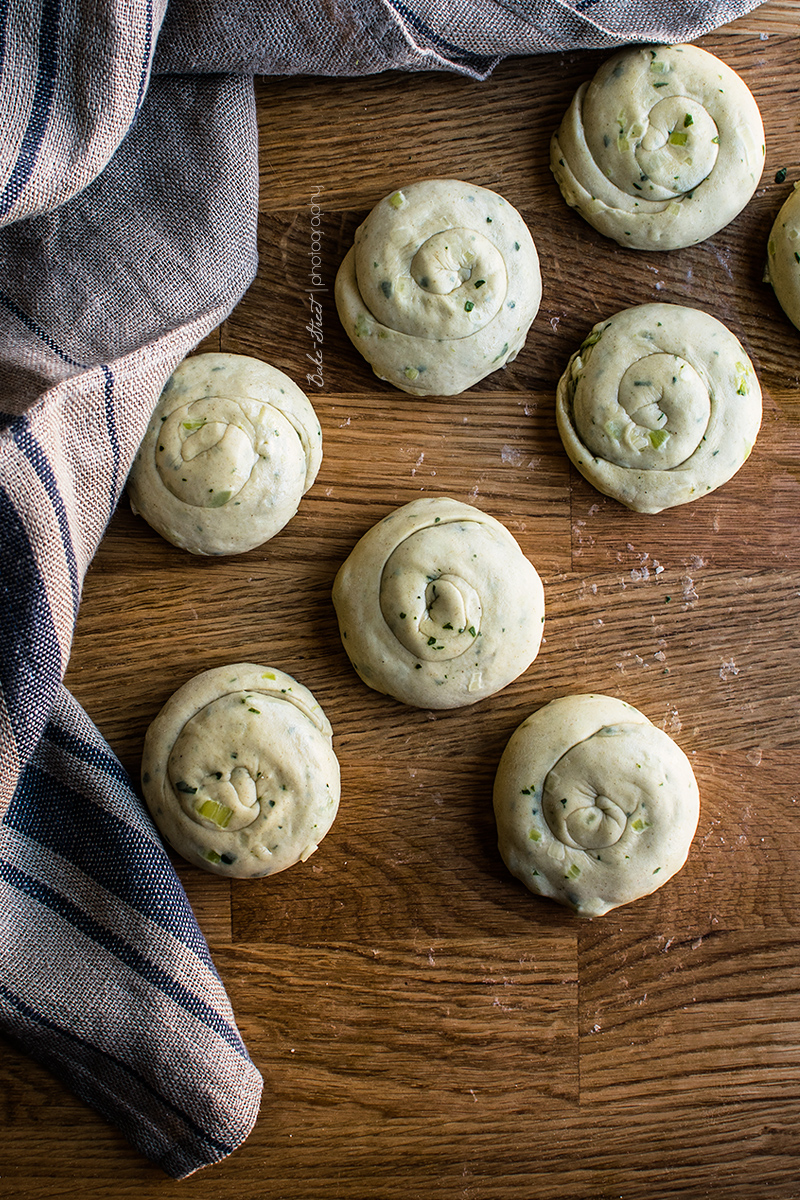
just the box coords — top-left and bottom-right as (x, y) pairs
(0, 0), (765, 1176)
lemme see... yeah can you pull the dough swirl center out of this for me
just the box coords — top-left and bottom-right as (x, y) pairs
(156, 396), (259, 507)
(542, 724), (659, 850)
(167, 691), (296, 833)
(575, 351), (711, 470)
(379, 522), (485, 661)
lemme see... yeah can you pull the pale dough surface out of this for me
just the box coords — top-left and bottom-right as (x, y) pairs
(767, 183), (800, 331)
(335, 179), (541, 396)
(128, 352), (322, 555)
(551, 43), (764, 251)
(332, 497), (545, 709)
(493, 693), (700, 917)
(556, 302), (762, 513)
(141, 663), (340, 878)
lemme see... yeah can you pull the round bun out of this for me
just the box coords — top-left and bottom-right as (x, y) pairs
(493, 693), (700, 917)
(141, 663), (340, 877)
(767, 183), (800, 331)
(555, 302), (762, 513)
(550, 43), (765, 251)
(332, 497), (545, 709)
(128, 353), (322, 555)
(335, 179), (541, 396)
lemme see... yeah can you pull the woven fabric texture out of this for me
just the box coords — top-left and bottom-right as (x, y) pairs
(0, 0), (765, 1177)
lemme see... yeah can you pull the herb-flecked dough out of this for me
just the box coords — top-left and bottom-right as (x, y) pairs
(141, 663), (340, 878)
(493, 693), (700, 917)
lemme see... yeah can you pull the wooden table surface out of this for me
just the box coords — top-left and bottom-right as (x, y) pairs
(4, 3), (800, 1197)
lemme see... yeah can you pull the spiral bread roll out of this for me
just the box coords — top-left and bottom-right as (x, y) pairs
(550, 44), (765, 251)
(141, 663), (340, 878)
(334, 179), (541, 396)
(332, 497), (545, 709)
(128, 352), (322, 555)
(493, 694), (700, 917)
(555, 302), (761, 513)
(767, 183), (800, 332)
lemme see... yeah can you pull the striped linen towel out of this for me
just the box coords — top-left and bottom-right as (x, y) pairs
(0, 0), (764, 1177)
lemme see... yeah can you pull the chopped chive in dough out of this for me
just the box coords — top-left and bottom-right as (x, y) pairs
(474, 279), (485, 288)
(684, 113), (694, 127)
(380, 280), (392, 298)
(464, 300), (475, 312)
(399, 611), (406, 619)
(196, 799), (234, 828)
(492, 342), (509, 363)
(207, 489), (231, 508)
(176, 781), (197, 795)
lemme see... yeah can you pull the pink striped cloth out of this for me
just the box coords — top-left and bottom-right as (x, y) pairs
(0, 0), (765, 1176)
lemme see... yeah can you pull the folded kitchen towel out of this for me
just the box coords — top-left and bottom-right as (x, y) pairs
(0, 0), (765, 1177)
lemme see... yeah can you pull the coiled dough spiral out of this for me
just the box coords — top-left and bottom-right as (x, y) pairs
(767, 182), (800, 332)
(334, 179), (541, 396)
(493, 694), (700, 917)
(550, 43), (765, 251)
(332, 497), (545, 709)
(128, 353), (322, 555)
(555, 302), (762, 513)
(141, 663), (340, 878)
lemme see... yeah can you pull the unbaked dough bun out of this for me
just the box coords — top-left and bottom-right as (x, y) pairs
(334, 179), (541, 396)
(141, 663), (340, 878)
(332, 497), (545, 709)
(128, 353), (322, 555)
(493, 694), (700, 917)
(550, 43), (765, 251)
(767, 183), (800, 331)
(555, 302), (762, 513)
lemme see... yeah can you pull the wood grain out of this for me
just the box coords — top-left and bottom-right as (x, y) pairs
(4, 4), (800, 1198)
